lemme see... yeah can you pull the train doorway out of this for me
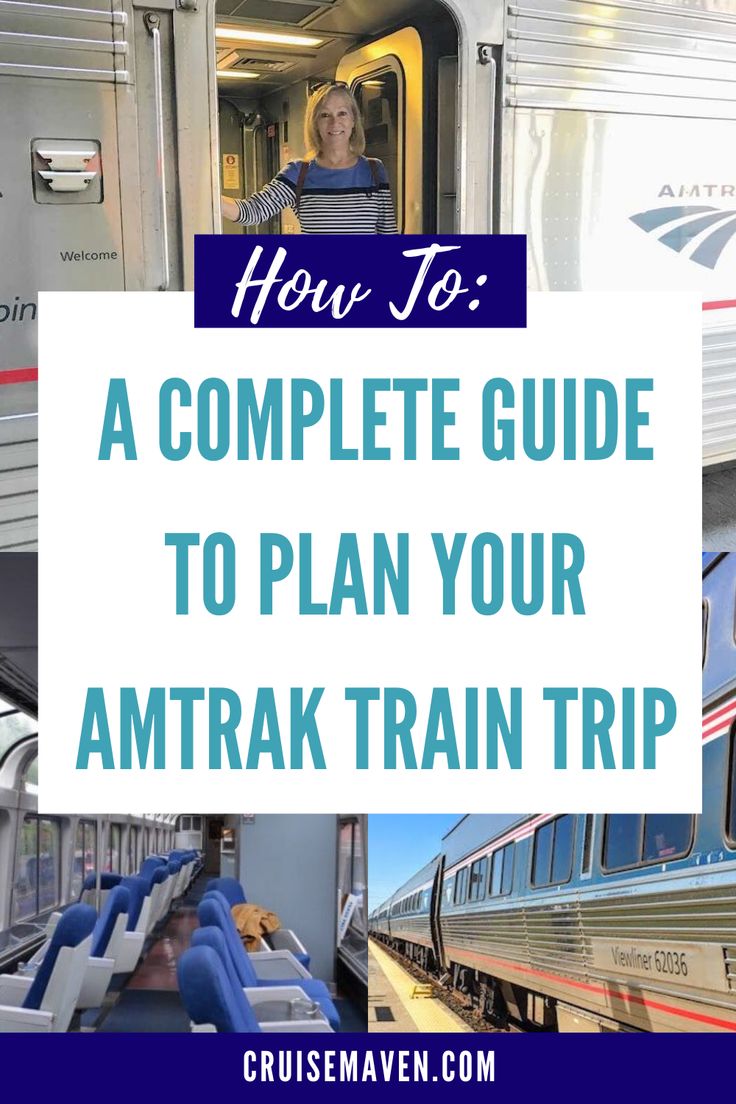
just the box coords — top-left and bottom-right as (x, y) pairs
(213, 0), (468, 234)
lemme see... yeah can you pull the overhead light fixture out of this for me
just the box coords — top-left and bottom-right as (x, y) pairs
(216, 70), (260, 79)
(215, 26), (324, 48)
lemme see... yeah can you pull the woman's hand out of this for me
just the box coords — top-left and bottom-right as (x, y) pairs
(221, 196), (240, 222)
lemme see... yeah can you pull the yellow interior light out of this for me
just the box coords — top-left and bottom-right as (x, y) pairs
(215, 26), (324, 48)
(216, 70), (260, 80)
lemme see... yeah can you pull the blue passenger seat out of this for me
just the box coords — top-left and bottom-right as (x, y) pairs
(204, 877), (311, 970)
(197, 893), (339, 1030)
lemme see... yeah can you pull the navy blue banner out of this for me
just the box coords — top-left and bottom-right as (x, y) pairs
(194, 235), (526, 328)
(2, 1032), (732, 1098)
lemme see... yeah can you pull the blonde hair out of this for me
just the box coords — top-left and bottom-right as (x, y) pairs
(303, 83), (366, 160)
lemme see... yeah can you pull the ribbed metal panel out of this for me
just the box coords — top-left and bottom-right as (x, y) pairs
(442, 879), (735, 1009)
(506, 0), (736, 119)
(391, 917), (433, 948)
(0, 0), (128, 82)
(0, 414), (37, 551)
(442, 907), (535, 969)
(703, 308), (736, 466)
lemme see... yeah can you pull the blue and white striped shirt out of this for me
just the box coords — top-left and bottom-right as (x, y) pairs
(234, 158), (398, 235)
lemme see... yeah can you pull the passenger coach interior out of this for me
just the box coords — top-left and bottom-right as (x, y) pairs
(0, 555), (367, 1032)
(214, 0), (461, 234)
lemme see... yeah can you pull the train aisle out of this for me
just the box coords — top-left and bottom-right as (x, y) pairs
(87, 873), (365, 1032)
(368, 941), (471, 1034)
(90, 873), (209, 1031)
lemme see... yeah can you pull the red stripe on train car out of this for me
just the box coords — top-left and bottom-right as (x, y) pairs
(703, 699), (736, 726)
(703, 300), (736, 311)
(702, 699), (736, 741)
(0, 368), (38, 385)
(703, 717), (736, 741)
(443, 945), (736, 1031)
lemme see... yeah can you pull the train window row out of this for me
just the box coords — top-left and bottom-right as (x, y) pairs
(391, 886), (431, 916)
(444, 841), (517, 909)
(443, 797), (733, 908)
(8, 813), (180, 929)
(603, 813), (693, 870)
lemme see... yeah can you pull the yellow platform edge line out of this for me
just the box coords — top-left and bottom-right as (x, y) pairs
(369, 941), (472, 1033)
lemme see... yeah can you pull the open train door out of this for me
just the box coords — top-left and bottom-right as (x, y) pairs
(429, 854), (446, 974)
(336, 28), (424, 234)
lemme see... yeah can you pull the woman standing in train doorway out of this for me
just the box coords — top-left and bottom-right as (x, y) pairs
(220, 82), (398, 234)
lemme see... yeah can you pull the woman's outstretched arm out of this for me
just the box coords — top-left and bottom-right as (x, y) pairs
(221, 171), (297, 225)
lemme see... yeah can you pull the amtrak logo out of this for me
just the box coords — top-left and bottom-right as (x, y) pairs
(630, 205), (736, 270)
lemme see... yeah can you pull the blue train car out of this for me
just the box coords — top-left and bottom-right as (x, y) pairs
(369, 555), (736, 1032)
(374, 856), (440, 971)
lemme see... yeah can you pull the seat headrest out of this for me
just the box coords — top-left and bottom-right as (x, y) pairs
(205, 877), (247, 906)
(140, 856), (167, 879)
(81, 871), (123, 895)
(92, 885), (130, 957)
(119, 875), (149, 930)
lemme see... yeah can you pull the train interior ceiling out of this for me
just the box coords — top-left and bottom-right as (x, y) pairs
(215, 0), (460, 234)
(0, 557), (367, 1032)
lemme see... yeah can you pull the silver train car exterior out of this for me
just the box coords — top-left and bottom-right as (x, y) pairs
(369, 554), (736, 1034)
(2, 0), (736, 544)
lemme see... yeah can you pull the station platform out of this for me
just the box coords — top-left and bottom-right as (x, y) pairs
(368, 940), (472, 1033)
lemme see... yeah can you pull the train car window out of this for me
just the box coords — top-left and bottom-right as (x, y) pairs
(603, 813), (693, 870)
(455, 865), (470, 904)
(128, 825), (138, 873)
(468, 856), (488, 901)
(500, 844), (515, 895)
(443, 874), (455, 906)
(603, 814), (642, 869)
(581, 814), (594, 875)
(105, 824), (121, 872)
(12, 815), (60, 922)
(642, 814), (693, 862)
(354, 70), (401, 231)
(71, 819), (97, 898)
(551, 816), (574, 883)
(421, 888), (431, 912)
(0, 696), (37, 761)
(532, 816), (574, 887)
(532, 822), (553, 885)
(489, 842), (515, 896)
